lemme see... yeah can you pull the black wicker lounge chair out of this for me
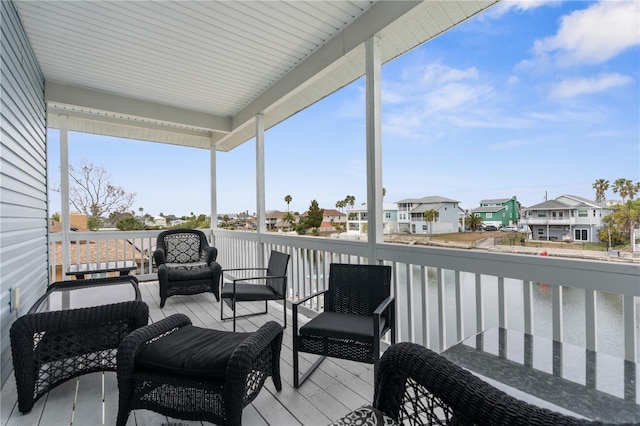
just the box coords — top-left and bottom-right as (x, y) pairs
(292, 263), (395, 388)
(10, 276), (149, 413)
(331, 342), (608, 425)
(116, 313), (283, 426)
(154, 229), (221, 307)
(220, 250), (290, 331)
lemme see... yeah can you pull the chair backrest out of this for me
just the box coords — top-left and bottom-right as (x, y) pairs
(157, 229), (207, 264)
(326, 263), (391, 316)
(266, 250), (290, 296)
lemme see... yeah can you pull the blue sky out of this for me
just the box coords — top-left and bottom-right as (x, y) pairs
(48, 0), (639, 217)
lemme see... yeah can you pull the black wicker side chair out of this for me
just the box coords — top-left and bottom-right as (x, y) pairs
(116, 314), (283, 426)
(154, 229), (221, 308)
(221, 250), (290, 331)
(292, 263), (395, 388)
(331, 342), (601, 425)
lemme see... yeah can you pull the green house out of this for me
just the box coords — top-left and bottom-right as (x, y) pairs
(472, 197), (520, 228)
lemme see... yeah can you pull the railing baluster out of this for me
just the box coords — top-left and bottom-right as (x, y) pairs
(585, 289), (597, 352)
(421, 265), (429, 349)
(498, 276), (506, 328)
(523, 280), (533, 335)
(475, 273), (484, 334)
(552, 285), (563, 342)
(406, 263), (414, 343)
(437, 267), (445, 352)
(455, 270), (463, 342)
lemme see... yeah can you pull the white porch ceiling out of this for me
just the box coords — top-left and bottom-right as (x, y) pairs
(13, 0), (498, 152)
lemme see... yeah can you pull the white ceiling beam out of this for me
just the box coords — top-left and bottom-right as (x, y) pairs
(228, 1), (422, 133)
(45, 81), (231, 133)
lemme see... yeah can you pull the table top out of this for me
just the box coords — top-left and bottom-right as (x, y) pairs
(29, 278), (141, 314)
(442, 327), (640, 424)
(65, 263), (137, 277)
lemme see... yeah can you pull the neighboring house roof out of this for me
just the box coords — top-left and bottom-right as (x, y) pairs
(480, 198), (513, 204)
(395, 195), (459, 204)
(411, 203), (447, 214)
(525, 195), (604, 211)
(322, 209), (345, 217)
(266, 210), (287, 219)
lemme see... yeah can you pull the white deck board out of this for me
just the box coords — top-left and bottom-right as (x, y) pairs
(1, 281), (376, 425)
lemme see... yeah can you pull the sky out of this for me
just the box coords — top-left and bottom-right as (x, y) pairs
(47, 0), (640, 218)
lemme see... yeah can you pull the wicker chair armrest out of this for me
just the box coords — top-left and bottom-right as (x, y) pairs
(205, 246), (218, 263)
(224, 321), (284, 411)
(373, 295), (394, 317)
(232, 274), (286, 284)
(374, 342), (597, 426)
(153, 248), (166, 266)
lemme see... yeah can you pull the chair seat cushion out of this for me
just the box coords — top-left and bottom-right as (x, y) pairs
(300, 311), (385, 341)
(165, 263), (213, 280)
(135, 325), (251, 379)
(221, 283), (280, 301)
(330, 405), (398, 426)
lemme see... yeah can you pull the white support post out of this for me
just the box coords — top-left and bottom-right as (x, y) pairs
(255, 113), (266, 267)
(210, 138), (217, 237)
(365, 36), (383, 264)
(60, 115), (71, 280)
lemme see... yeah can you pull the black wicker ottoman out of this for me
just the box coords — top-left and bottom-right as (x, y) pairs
(10, 276), (149, 413)
(116, 314), (283, 426)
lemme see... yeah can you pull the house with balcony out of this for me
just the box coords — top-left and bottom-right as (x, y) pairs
(301, 208), (346, 232)
(522, 194), (611, 242)
(396, 196), (463, 234)
(2, 1), (639, 424)
(472, 196), (520, 228)
(346, 203), (398, 235)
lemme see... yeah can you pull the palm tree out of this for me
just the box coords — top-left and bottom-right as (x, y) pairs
(465, 213), (483, 231)
(345, 195), (356, 209)
(612, 178), (633, 202)
(284, 195), (292, 213)
(335, 200), (346, 212)
(423, 209), (438, 234)
(628, 181), (639, 201)
(611, 199), (640, 239)
(592, 179), (609, 203)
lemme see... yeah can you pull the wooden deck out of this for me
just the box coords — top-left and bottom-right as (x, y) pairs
(1, 281), (375, 426)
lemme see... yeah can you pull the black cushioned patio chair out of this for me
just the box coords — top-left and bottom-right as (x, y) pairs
(221, 250), (290, 331)
(331, 342), (602, 425)
(116, 313), (283, 426)
(154, 229), (221, 308)
(292, 263), (395, 388)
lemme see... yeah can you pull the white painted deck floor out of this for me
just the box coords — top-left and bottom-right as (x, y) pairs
(1, 281), (376, 426)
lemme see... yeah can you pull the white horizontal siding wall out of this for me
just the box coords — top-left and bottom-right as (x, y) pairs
(0, 0), (48, 385)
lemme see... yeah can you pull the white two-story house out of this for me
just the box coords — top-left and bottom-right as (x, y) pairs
(396, 196), (463, 235)
(346, 203), (398, 235)
(522, 194), (611, 242)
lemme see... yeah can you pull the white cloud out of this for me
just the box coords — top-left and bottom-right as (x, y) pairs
(489, 0), (561, 18)
(550, 73), (633, 98)
(533, 1), (640, 67)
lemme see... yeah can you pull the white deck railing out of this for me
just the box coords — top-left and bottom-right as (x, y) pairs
(49, 229), (640, 362)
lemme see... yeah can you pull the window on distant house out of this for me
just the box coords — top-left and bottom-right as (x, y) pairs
(487, 213), (492, 218)
(578, 210), (588, 217)
(422, 225), (427, 231)
(385, 212), (391, 219)
(538, 211), (547, 217)
(361, 213), (367, 220)
(537, 228), (544, 235)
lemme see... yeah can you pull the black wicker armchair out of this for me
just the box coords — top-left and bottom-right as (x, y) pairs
(10, 276), (149, 413)
(292, 263), (395, 388)
(332, 342), (610, 426)
(221, 250), (290, 331)
(116, 314), (283, 426)
(154, 229), (221, 307)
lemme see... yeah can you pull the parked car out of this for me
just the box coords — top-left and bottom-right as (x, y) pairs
(500, 225), (519, 232)
(484, 225), (498, 231)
